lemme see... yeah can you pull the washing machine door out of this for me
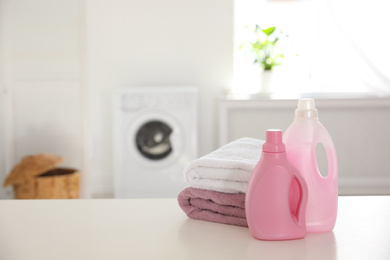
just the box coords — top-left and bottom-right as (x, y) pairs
(135, 120), (173, 160)
(126, 111), (184, 168)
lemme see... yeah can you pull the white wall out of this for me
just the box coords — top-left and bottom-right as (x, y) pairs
(86, 0), (233, 197)
(0, 0), (7, 199)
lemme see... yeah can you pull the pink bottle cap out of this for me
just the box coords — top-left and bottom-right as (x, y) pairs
(263, 129), (285, 153)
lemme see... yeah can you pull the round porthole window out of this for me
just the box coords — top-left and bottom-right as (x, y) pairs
(135, 120), (173, 160)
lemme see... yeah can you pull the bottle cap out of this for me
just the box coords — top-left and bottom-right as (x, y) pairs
(263, 129), (285, 153)
(295, 98), (318, 119)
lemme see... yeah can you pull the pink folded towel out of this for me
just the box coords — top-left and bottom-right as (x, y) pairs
(178, 187), (247, 227)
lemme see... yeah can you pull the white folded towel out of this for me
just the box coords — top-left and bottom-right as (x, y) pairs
(184, 138), (264, 193)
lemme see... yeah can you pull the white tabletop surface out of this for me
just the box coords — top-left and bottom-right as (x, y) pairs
(0, 196), (389, 260)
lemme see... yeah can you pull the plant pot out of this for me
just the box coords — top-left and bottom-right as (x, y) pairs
(260, 70), (274, 93)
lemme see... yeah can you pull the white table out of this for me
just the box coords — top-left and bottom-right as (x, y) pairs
(1, 196), (389, 260)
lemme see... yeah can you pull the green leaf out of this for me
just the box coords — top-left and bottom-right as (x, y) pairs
(262, 27), (275, 36)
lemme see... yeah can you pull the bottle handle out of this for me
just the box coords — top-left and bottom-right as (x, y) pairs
(317, 135), (338, 183)
(290, 174), (308, 228)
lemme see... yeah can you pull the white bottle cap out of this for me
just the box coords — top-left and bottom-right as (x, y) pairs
(295, 98), (318, 119)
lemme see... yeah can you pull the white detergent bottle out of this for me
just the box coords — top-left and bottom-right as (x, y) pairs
(283, 98), (338, 233)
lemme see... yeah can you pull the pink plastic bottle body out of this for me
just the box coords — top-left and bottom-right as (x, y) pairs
(246, 130), (308, 241)
(283, 101), (338, 233)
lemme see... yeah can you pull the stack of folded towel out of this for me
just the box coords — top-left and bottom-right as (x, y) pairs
(177, 138), (264, 227)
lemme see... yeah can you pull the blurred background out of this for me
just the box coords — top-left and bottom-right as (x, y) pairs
(1, 0), (389, 199)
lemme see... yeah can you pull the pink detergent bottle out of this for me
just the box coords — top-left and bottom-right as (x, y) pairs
(283, 98), (338, 233)
(246, 129), (308, 241)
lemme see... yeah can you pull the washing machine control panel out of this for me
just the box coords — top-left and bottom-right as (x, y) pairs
(121, 92), (194, 111)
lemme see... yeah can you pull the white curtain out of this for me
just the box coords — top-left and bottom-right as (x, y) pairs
(325, 0), (390, 92)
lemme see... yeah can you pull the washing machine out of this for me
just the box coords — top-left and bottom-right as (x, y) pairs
(113, 87), (198, 198)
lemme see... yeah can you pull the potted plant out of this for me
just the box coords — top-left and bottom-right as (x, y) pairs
(240, 25), (287, 93)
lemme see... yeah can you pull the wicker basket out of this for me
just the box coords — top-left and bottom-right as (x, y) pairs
(13, 168), (80, 199)
(3, 154), (80, 199)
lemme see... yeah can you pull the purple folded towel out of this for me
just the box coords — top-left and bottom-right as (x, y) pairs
(178, 187), (247, 227)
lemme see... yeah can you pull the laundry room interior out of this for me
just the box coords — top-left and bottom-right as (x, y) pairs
(1, 0), (390, 200)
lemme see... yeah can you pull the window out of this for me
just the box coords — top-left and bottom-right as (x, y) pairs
(233, 0), (390, 96)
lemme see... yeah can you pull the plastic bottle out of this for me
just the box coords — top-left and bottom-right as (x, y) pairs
(246, 129), (308, 241)
(283, 98), (338, 233)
